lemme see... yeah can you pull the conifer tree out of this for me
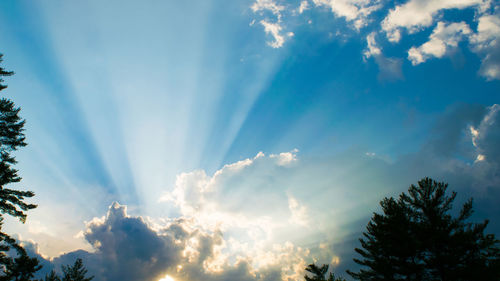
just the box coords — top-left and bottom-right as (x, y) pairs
(0, 54), (36, 222)
(347, 177), (500, 281)
(304, 264), (346, 281)
(61, 259), (93, 281)
(0, 54), (39, 280)
(44, 271), (61, 281)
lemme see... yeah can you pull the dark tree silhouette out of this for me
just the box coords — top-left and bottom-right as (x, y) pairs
(0, 54), (39, 280)
(44, 271), (61, 281)
(61, 259), (93, 281)
(0, 54), (35, 222)
(304, 264), (346, 281)
(0, 241), (41, 281)
(347, 177), (500, 281)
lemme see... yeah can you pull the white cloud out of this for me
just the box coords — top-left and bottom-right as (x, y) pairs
(270, 148), (299, 166)
(251, 0), (285, 16)
(469, 14), (500, 80)
(260, 20), (294, 48)
(298, 0), (310, 14)
(471, 14), (500, 46)
(251, 0), (383, 48)
(248, 0), (500, 79)
(381, 0), (486, 42)
(161, 150), (301, 227)
(408, 21), (472, 65)
(312, 0), (382, 29)
(363, 32), (382, 59)
(251, 0), (292, 48)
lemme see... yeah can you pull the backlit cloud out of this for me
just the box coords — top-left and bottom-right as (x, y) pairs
(41, 201), (311, 281)
(17, 109), (500, 280)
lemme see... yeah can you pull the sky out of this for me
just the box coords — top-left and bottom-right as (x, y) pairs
(0, 0), (499, 280)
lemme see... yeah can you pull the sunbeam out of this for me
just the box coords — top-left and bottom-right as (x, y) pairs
(1, 0), (500, 280)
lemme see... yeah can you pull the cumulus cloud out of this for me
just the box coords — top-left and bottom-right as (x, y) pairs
(248, 0), (500, 80)
(470, 14), (500, 80)
(381, 0), (485, 42)
(312, 0), (382, 29)
(19, 112), (500, 280)
(55, 202), (183, 281)
(270, 149), (299, 166)
(251, 0), (382, 48)
(408, 21), (472, 65)
(161, 150), (303, 231)
(33, 201), (311, 281)
(363, 32), (404, 81)
(379, 0), (500, 80)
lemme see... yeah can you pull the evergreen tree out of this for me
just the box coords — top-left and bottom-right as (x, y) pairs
(347, 177), (500, 281)
(61, 259), (93, 281)
(0, 54), (39, 280)
(0, 54), (36, 223)
(44, 271), (61, 281)
(0, 245), (41, 281)
(304, 264), (346, 281)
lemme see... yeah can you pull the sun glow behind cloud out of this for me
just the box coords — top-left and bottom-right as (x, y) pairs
(158, 275), (175, 281)
(0, 0), (293, 257)
(1, 0), (500, 280)
(5, 0), (289, 221)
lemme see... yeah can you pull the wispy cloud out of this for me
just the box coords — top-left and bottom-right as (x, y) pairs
(260, 20), (295, 48)
(363, 32), (404, 81)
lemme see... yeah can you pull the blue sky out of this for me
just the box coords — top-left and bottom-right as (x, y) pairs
(1, 0), (500, 280)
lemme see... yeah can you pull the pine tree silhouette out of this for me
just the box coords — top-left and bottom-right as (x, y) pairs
(61, 259), (94, 281)
(0, 53), (39, 281)
(347, 177), (500, 281)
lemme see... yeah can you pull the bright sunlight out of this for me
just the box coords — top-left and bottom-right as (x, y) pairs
(158, 275), (175, 281)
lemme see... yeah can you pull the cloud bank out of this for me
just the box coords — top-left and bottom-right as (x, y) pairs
(39, 201), (309, 281)
(18, 103), (500, 281)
